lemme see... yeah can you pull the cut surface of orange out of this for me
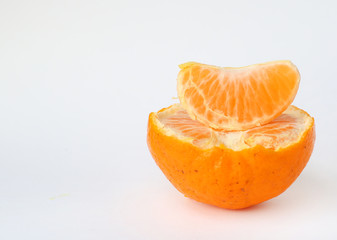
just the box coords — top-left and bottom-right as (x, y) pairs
(177, 61), (300, 131)
(147, 104), (315, 209)
(158, 104), (311, 150)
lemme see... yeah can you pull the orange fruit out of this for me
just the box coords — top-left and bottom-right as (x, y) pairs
(147, 104), (315, 209)
(177, 61), (300, 131)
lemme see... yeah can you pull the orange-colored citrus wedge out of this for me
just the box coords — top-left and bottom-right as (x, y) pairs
(147, 104), (315, 209)
(177, 61), (300, 131)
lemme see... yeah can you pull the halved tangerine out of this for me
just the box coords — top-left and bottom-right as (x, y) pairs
(147, 104), (315, 209)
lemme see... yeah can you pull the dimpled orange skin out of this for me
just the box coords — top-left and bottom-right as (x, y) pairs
(147, 111), (315, 210)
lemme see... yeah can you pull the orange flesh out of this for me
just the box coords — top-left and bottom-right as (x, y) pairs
(162, 109), (211, 140)
(158, 104), (310, 150)
(177, 61), (300, 131)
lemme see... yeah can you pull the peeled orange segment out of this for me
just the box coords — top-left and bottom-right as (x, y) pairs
(177, 61), (300, 131)
(147, 104), (315, 209)
(155, 104), (312, 151)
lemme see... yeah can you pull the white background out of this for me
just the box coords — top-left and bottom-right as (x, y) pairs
(1, 0), (337, 239)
